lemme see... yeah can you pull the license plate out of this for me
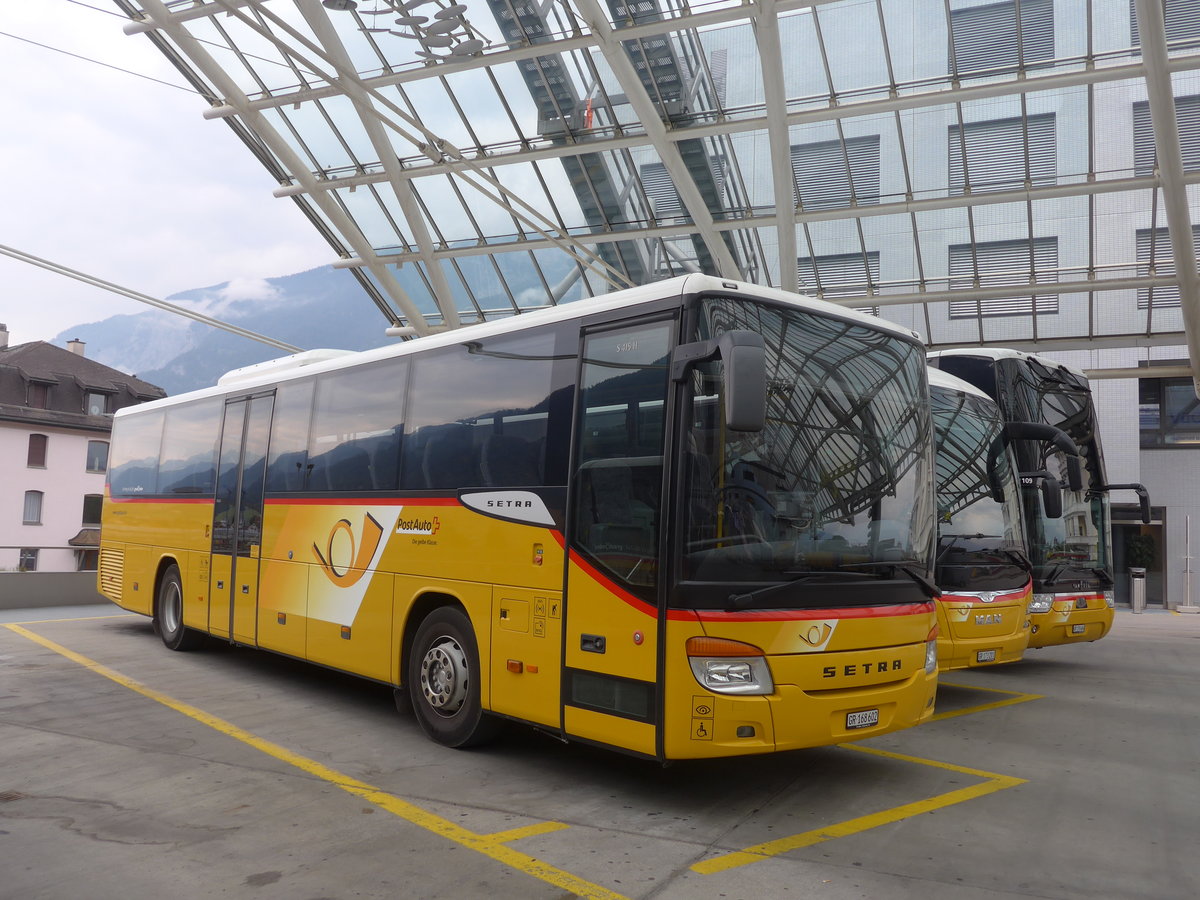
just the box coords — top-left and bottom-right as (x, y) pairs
(976, 649), (997, 663)
(846, 709), (879, 730)
(1071, 624), (1086, 635)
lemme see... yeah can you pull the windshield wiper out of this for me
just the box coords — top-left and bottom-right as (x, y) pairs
(1092, 567), (1115, 587)
(726, 570), (875, 610)
(936, 533), (982, 562)
(837, 561), (942, 599)
(1042, 563), (1068, 587)
(1002, 548), (1033, 571)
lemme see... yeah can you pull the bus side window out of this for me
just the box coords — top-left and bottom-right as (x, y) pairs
(305, 359), (406, 493)
(266, 379), (314, 493)
(402, 325), (576, 491)
(158, 400), (222, 495)
(108, 411), (166, 496)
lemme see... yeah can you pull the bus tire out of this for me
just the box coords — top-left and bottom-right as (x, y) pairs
(155, 564), (204, 652)
(407, 607), (499, 748)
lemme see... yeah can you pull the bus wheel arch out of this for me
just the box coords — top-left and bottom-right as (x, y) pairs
(154, 559), (204, 651)
(404, 598), (499, 748)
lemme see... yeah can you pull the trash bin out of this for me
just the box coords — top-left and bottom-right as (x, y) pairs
(1130, 567), (1147, 614)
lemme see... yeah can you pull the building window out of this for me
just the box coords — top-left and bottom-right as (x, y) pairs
(19, 549), (38, 572)
(1136, 226), (1200, 309)
(948, 113), (1056, 195)
(948, 237), (1059, 317)
(797, 251), (881, 315)
(28, 382), (50, 409)
(1131, 0), (1200, 49)
(790, 135), (880, 211)
(949, 0), (1054, 75)
(82, 494), (103, 527)
(27, 434), (48, 468)
(1133, 95), (1200, 177)
(1139, 375), (1200, 447)
(86, 392), (110, 416)
(76, 549), (99, 572)
(86, 440), (109, 474)
(23, 491), (44, 525)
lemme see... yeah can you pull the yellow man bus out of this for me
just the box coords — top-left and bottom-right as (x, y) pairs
(929, 349), (1150, 650)
(100, 275), (940, 761)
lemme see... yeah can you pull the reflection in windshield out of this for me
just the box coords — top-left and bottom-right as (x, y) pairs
(683, 298), (934, 586)
(930, 384), (1027, 592)
(1005, 360), (1109, 578)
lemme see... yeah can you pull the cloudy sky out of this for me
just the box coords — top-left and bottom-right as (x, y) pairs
(0, 1), (332, 345)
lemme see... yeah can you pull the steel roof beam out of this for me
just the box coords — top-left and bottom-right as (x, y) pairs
(571, 0), (739, 279)
(133, 0), (437, 332)
(253, 56), (1200, 192)
(343, 172), (1200, 266)
(297, 0), (461, 328)
(1134, 0), (1200, 394)
(927, 333), (1188, 354)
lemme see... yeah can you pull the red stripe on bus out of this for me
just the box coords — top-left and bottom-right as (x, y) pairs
(566, 548), (933, 622)
(107, 496), (212, 504)
(264, 496), (462, 507)
(693, 602), (936, 622)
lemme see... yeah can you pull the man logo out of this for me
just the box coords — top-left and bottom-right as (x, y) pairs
(313, 513), (383, 588)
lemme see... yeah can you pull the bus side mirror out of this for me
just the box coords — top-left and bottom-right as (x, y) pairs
(1103, 482), (1152, 525)
(1022, 470), (1062, 519)
(1004, 422), (1083, 492)
(671, 330), (766, 432)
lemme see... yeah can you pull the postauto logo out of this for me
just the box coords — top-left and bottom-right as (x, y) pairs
(313, 513), (384, 588)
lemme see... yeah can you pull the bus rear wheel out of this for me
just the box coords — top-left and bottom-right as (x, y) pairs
(155, 564), (204, 651)
(407, 607), (499, 748)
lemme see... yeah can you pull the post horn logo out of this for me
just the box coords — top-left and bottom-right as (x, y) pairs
(798, 622), (834, 648)
(313, 513), (383, 588)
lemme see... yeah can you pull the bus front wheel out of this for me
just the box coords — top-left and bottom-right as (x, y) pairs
(155, 564), (204, 652)
(407, 607), (499, 748)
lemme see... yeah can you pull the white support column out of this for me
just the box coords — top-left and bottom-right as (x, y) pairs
(1134, 0), (1200, 396)
(754, 0), (799, 292)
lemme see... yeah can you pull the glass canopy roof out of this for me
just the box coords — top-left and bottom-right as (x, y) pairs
(114, 0), (1200, 386)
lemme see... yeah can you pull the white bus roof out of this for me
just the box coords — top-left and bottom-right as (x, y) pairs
(116, 274), (924, 418)
(927, 365), (993, 402)
(928, 347), (1087, 381)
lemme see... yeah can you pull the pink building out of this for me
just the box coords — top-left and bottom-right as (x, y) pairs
(0, 325), (164, 573)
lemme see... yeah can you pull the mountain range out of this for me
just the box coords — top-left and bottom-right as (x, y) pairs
(54, 261), (575, 396)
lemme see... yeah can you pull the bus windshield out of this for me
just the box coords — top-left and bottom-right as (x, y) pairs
(1011, 362), (1110, 582)
(682, 297), (934, 592)
(930, 385), (1027, 592)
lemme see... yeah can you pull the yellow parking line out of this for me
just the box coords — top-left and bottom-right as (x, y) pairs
(5, 624), (622, 900)
(484, 822), (572, 843)
(931, 681), (1042, 722)
(4, 612), (137, 625)
(691, 744), (1025, 875)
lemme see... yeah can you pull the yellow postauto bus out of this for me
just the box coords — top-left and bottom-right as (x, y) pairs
(927, 368), (1075, 670)
(929, 349), (1150, 650)
(100, 274), (940, 761)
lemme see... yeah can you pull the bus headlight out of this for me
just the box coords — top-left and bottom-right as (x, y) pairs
(1104, 590), (1115, 609)
(686, 637), (773, 695)
(925, 625), (939, 674)
(1029, 593), (1054, 614)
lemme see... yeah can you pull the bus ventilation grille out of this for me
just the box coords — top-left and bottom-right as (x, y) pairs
(99, 548), (124, 598)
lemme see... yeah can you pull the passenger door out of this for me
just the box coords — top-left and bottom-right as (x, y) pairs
(209, 393), (274, 643)
(562, 317), (674, 756)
